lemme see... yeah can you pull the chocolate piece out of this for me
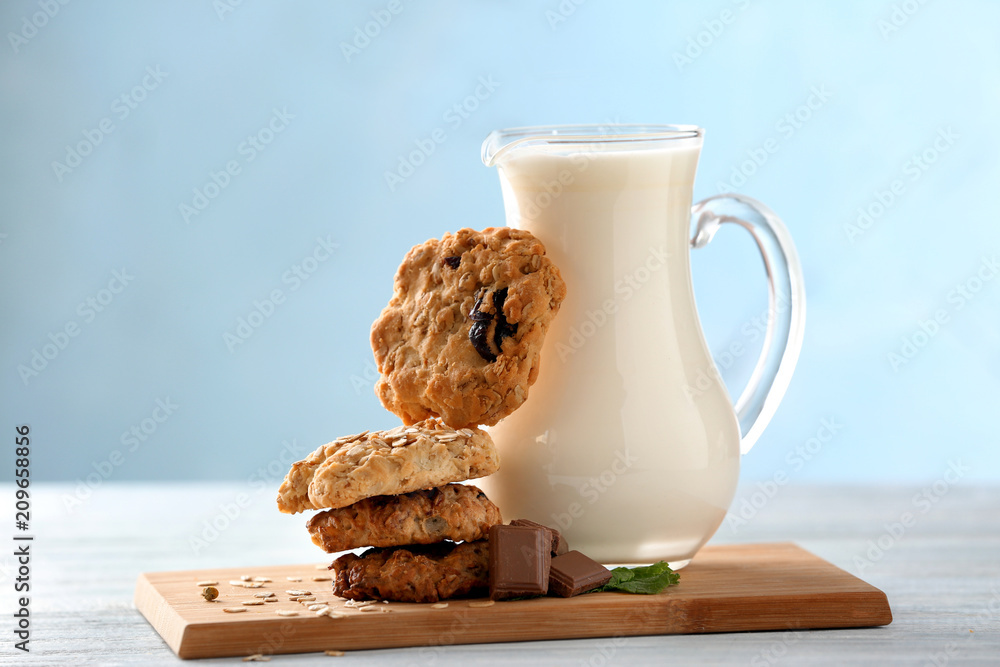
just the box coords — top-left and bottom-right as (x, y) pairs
(548, 550), (612, 598)
(488, 524), (551, 600)
(509, 518), (569, 557)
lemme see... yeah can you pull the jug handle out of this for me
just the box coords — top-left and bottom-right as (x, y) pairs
(690, 194), (806, 455)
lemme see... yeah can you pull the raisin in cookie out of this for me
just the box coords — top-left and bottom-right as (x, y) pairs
(276, 419), (498, 514)
(307, 483), (501, 553)
(371, 227), (566, 428)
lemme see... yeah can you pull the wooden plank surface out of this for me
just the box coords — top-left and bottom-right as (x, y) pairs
(13, 483), (1000, 665)
(134, 542), (890, 659)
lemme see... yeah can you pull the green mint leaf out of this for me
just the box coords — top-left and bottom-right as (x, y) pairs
(595, 561), (679, 595)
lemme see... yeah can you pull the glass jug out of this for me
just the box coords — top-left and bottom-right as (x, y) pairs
(478, 125), (805, 565)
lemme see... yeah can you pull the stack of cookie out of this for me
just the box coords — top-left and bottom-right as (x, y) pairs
(277, 227), (566, 603)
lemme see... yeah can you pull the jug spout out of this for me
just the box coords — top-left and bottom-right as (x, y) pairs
(481, 128), (540, 167)
(481, 124), (703, 167)
(481, 127), (562, 167)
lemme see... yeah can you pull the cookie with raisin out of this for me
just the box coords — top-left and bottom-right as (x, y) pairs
(306, 483), (501, 552)
(330, 540), (490, 603)
(276, 419), (498, 513)
(371, 227), (566, 429)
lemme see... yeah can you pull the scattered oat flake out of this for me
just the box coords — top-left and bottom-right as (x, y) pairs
(359, 605), (391, 613)
(242, 600), (264, 606)
(254, 592), (276, 598)
(264, 598), (278, 603)
(276, 610), (299, 617)
(240, 575), (252, 581)
(344, 599), (375, 607)
(287, 576), (303, 582)
(223, 607), (247, 613)
(468, 600), (495, 608)
(196, 580), (218, 586)
(430, 603), (448, 609)
(312, 576), (332, 581)
(253, 577), (272, 582)
(286, 590), (312, 595)
(243, 654), (270, 662)
(325, 650), (345, 656)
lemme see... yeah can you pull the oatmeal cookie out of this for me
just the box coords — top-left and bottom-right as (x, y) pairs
(307, 483), (502, 553)
(330, 540), (489, 603)
(276, 419), (499, 514)
(371, 227), (566, 429)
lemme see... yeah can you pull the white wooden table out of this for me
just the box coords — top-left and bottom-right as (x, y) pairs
(4, 482), (998, 665)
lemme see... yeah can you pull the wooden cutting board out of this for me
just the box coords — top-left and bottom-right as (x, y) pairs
(134, 542), (891, 660)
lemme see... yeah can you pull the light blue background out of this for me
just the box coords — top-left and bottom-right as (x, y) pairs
(2, 1), (998, 487)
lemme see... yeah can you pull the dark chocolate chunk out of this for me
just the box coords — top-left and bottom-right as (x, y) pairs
(442, 255), (462, 269)
(488, 524), (551, 600)
(509, 519), (569, 557)
(548, 550), (612, 598)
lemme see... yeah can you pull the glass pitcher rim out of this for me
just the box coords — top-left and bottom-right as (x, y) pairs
(482, 124), (704, 166)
